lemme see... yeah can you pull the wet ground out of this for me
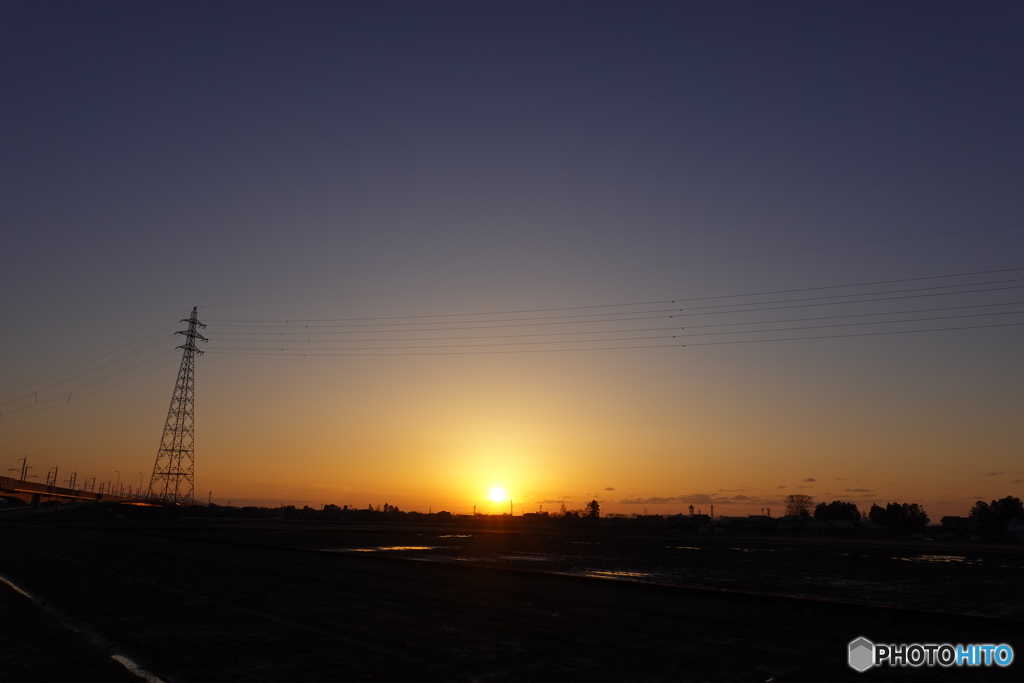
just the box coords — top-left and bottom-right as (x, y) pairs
(1, 516), (1021, 682)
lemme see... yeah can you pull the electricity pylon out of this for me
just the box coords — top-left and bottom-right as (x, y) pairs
(147, 307), (207, 504)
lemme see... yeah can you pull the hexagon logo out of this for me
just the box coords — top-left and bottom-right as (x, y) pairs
(849, 637), (875, 672)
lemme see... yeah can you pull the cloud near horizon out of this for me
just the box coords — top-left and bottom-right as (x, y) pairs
(803, 478), (816, 482)
(619, 493), (760, 505)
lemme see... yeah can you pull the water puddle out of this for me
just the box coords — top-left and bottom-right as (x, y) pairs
(319, 546), (438, 553)
(498, 553), (550, 562)
(583, 570), (650, 580)
(893, 554), (981, 564)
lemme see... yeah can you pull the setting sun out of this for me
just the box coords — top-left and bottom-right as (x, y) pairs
(487, 487), (508, 503)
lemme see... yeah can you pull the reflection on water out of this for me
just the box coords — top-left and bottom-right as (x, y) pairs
(498, 553), (550, 562)
(111, 655), (168, 683)
(584, 570), (649, 579)
(894, 554), (981, 564)
(320, 546), (437, 553)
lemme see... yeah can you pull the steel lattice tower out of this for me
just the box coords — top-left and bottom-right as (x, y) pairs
(148, 307), (207, 504)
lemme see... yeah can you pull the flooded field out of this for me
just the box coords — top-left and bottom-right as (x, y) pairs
(1, 515), (1021, 682)
(281, 522), (1024, 618)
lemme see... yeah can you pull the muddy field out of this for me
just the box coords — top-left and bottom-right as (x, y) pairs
(1, 514), (1021, 682)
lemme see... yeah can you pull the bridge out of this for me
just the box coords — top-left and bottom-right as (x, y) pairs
(0, 475), (133, 515)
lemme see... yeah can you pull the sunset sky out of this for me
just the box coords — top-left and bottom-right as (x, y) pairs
(2, 2), (1023, 518)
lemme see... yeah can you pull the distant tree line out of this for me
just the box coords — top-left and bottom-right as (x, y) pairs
(785, 494), (936, 536)
(968, 496), (1024, 539)
(868, 502), (929, 535)
(813, 500), (861, 522)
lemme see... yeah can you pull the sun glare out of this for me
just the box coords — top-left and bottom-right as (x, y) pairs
(488, 486), (508, 503)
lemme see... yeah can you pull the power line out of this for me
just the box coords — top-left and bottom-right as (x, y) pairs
(204, 320), (1024, 357)
(207, 333), (682, 352)
(197, 220), (1024, 308)
(684, 322), (1024, 347)
(0, 338), (175, 409)
(202, 266), (1024, 323)
(206, 315), (1024, 356)
(0, 350), (180, 417)
(0, 357), (181, 426)
(203, 282), (1024, 335)
(198, 300), (1024, 345)
(0, 316), (182, 400)
(207, 308), (1024, 351)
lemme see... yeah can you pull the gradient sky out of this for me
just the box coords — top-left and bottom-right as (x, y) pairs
(2, 1), (1023, 517)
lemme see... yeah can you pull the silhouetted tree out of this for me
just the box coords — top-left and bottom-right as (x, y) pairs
(783, 494), (814, 516)
(869, 502), (930, 536)
(813, 500), (861, 522)
(969, 496), (1024, 538)
(584, 499), (601, 518)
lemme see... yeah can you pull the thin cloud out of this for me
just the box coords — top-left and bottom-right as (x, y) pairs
(619, 493), (756, 506)
(776, 485), (787, 489)
(620, 497), (677, 505)
(845, 488), (872, 493)
(803, 478), (816, 482)
(1012, 479), (1023, 484)
(985, 472), (1004, 476)
(603, 487), (615, 491)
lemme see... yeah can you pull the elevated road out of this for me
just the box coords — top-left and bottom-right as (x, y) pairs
(0, 476), (131, 510)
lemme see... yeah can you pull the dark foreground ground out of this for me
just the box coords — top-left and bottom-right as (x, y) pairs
(1, 514), (1021, 682)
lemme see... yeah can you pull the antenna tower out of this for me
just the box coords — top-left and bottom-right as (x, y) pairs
(147, 307), (207, 503)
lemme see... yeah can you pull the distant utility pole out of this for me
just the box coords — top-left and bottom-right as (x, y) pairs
(8, 457), (28, 481)
(147, 307), (207, 504)
(64, 471), (77, 490)
(46, 466), (58, 487)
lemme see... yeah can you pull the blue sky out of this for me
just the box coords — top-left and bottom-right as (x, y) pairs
(2, 2), (1022, 513)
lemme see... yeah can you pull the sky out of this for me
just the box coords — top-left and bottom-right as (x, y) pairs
(2, 1), (1023, 517)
